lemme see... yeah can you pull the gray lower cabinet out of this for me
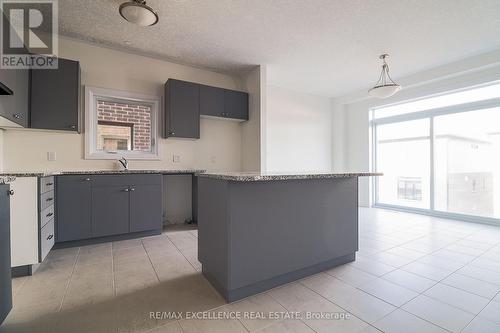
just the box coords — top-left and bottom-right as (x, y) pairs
(92, 185), (130, 237)
(0, 184), (12, 325)
(56, 176), (92, 242)
(130, 184), (163, 232)
(165, 79), (200, 139)
(30, 57), (81, 132)
(56, 174), (162, 243)
(0, 68), (29, 127)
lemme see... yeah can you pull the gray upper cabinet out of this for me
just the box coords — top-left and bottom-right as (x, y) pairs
(200, 84), (225, 117)
(200, 84), (249, 120)
(56, 176), (92, 242)
(30, 57), (81, 132)
(0, 68), (29, 127)
(224, 89), (249, 120)
(164, 79), (200, 139)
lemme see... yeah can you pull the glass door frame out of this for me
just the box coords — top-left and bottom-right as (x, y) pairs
(371, 97), (500, 225)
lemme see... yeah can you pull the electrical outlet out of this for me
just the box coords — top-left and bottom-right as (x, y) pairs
(47, 152), (56, 161)
(173, 155), (180, 163)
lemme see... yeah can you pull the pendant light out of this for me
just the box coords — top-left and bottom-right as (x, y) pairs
(368, 54), (401, 98)
(119, 0), (159, 27)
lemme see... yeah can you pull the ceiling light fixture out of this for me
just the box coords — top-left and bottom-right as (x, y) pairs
(368, 54), (401, 99)
(119, 0), (159, 27)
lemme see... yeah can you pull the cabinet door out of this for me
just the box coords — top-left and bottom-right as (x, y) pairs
(30, 57), (80, 132)
(0, 185), (12, 325)
(164, 79), (200, 138)
(200, 85), (224, 117)
(130, 184), (162, 232)
(0, 68), (29, 127)
(91, 185), (130, 237)
(224, 90), (249, 120)
(56, 176), (92, 242)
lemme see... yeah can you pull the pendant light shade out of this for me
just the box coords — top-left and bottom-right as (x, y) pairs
(368, 54), (401, 99)
(119, 0), (158, 27)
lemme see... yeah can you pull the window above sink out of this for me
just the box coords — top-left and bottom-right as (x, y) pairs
(85, 86), (160, 160)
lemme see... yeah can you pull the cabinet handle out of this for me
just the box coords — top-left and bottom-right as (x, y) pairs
(130, 188), (135, 191)
(7, 190), (14, 196)
(13, 114), (20, 119)
(69, 125), (76, 129)
(47, 235), (53, 240)
(84, 178), (91, 181)
(123, 188), (130, 192)
(46, 182), (54, 186)
(170, 131), (175, 136)
(46, 197), (54, 202)
(46, 212), (53, 217)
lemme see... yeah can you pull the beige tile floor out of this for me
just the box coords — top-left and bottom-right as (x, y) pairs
(2, 208), (500, 333)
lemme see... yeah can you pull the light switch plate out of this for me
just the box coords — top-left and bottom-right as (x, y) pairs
(47, 152), (56, 161)
(173, 155), (180, 163)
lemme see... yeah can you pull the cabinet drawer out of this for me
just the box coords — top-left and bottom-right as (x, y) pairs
(40, 177), (55, 194)
(40, 204), (54, 229)
(40, 190), (54, 211)
(40, 219), (55, 262)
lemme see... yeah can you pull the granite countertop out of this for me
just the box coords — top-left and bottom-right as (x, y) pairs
(0, 176), (16, 184)
(197, 171), (383, 182)
(0, 172), (61, 177)
(0, 169), (205, 177)
(60, 169), (205, 175)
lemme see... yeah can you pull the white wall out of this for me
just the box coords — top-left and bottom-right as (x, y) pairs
(241, 65), (267, 172)
(265, 85), (332, 172)
(335, 49), (500, 207)
(1, 37), (245, 172)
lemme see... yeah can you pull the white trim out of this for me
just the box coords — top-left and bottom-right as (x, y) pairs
(84, 86), (161, 160)
(371, 97), (500, 125)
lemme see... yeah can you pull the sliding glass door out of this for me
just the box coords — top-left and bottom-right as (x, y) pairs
(372, 85), (500, 223)
(376, 119), (430, 209)
(433, 107), (500, 219)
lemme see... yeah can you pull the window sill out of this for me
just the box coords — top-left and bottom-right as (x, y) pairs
(85, 151), (160, 160)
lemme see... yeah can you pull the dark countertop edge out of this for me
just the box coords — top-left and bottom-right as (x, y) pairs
(0, 176), (16, 184)
(0, 170), (206, 177)
(197, 172), (383, 181)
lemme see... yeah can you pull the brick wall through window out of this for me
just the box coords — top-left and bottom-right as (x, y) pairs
(97, 100), (152, 151)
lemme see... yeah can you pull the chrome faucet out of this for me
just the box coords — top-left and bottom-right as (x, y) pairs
(118, 157), (129, 170)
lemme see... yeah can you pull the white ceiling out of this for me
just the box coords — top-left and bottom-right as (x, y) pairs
(58, 0), (500, 97)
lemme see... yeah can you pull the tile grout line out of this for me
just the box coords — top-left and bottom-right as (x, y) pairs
(111, 243), (117, 297)
(355, 222), (498, 332)
(165, 233), (199, 273)
(296, 279), (381, 332)
(141, 238), (161, 283)
(319, 227), (484, 332)
(459, 289), (500, 332)
(57, 247), (81, 312)
(265, 291), (321, 333)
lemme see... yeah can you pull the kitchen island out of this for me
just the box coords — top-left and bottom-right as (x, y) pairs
(197, 171), (381, 302)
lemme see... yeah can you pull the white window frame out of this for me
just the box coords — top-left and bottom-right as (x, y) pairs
(370, 96), (500, 225)
(85, 86), (161, 160)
